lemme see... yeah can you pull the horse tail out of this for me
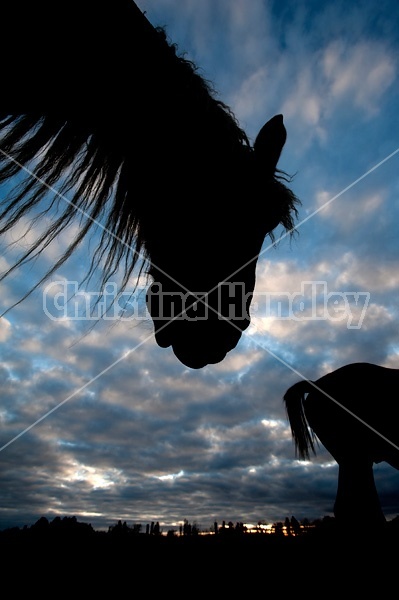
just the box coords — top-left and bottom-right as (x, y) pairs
(283, 380), (317, 460)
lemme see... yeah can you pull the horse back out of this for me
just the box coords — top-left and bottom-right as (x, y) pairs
(305, 362), (399, 466)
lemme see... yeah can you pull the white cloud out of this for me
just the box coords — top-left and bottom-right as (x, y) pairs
(356, 302), (393, 331)
(282, 67), (323, 127)
(323, 40), (396, 116)
(314, 189), (386, 235)
(0, 317), (11, 342)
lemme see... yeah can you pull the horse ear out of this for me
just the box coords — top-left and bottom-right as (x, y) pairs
(254, 114), (287, 174)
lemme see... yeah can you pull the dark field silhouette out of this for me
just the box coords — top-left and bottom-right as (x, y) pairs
(2, 513), (399, 549)
(2, 515), (397, 590)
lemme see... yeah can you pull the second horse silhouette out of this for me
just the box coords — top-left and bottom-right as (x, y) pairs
(284, 362), (399, 529)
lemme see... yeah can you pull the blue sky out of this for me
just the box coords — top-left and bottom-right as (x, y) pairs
(1, 0), (399, 532)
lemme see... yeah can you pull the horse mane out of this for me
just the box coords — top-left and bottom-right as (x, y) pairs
(283, 380), (317, 460)
(0, 12), (299, 308)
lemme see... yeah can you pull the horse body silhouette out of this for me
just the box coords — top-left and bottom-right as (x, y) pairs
(284, 363), (399, 528)
(0, 1), (299, 369)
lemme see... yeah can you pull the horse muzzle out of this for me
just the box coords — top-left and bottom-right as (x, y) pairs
(146, 281), (253, 368)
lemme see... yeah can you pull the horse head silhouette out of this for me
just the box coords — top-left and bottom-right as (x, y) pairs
(0, 1), (299, 369)
(145, 115), (295, 368)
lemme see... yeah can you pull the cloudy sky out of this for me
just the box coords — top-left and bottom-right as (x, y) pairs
(1, 0), (399, 532)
